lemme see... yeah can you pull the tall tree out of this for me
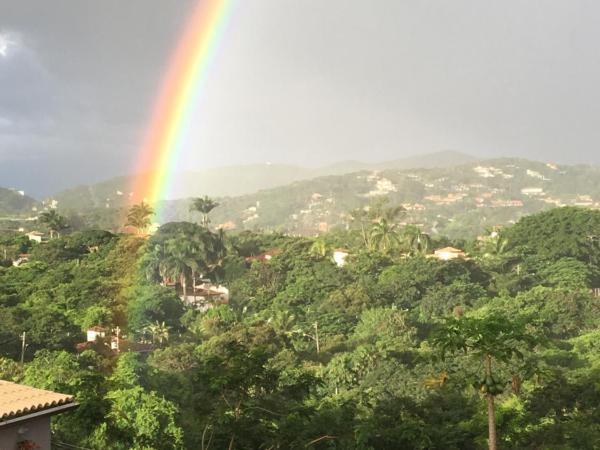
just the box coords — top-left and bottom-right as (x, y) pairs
(38, 210), (68, 239)
(403, 225), (431, 256)
(349, 207), (371, 248)
(163, 237), (195, 300)
(190, 196), (219, 227)
(205, 227), (228, 280)
(432, 314), (538, 450)
(145, 321), (170, 346)
(370, 219), (401, 253)
(126, 201), (154, 234)
(309, 238), (332, 258)
(143, 243), (169, 285)
(368, 197), (405, 223)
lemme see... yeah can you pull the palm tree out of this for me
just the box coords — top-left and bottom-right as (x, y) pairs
(380, 204), (405, 222)
(126, 201), (154, 234)
(190, 196), (219, 227)
(268, 309), (297, 337)
(38, 210), (68, 239)
(369, 197), (406, 222)
(183, 232), (207, 295)
(213, 227), (228, 261)
(145, 321), (170, 346)
(310, 239), (331, 258)
(163, 237), (194, 300)
(203, 227), (228, 281)
(370, 219), (401, 253)
(403, 225), (432, 256)
(142, 243), (169, 285)
(482, 232), (509, 258)
(350, 200), (405, 249)
(349, 207), (371, 248)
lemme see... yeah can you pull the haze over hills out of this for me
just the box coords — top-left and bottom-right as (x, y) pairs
(0, 187), (40, 217)
(158, 157), (600, 238)
(48, 151), (476, 210)
(6, 153), (600, 240)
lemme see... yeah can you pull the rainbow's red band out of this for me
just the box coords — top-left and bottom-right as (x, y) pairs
(132, 0), (234, 222)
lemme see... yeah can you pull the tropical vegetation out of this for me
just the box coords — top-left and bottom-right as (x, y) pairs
(1, 204), (600, 449)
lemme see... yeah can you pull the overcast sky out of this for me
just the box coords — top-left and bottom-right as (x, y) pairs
(2, 0), (600, 196)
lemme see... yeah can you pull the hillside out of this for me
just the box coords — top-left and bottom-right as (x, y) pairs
(49, 151), (475, 211)
(0, 187), (39, 217)
(159, 158), (600, 238)
(1, 207), (599, 449)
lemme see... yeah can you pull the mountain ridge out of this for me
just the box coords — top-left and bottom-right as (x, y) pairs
(0, 187), (40, 217)
(157, 156), (600, 238)
(48, 151), (476, 210)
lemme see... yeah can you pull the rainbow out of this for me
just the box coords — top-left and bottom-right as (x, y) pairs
(132, 0), (235, 222)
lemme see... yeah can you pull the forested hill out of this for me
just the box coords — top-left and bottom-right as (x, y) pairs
(1, 207), (600, 448)
(158, 157), (600, 238)
(48, 151), (475, 210)
(0, 187), (39, 217)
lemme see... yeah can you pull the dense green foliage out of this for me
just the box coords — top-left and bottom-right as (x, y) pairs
(1, 206), (600, 449)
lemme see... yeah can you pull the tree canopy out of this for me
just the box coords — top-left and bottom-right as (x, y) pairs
(1, 205), (600, 449)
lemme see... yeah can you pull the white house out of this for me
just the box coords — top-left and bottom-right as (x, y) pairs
(521, 187), (544, 196)
(86, 326), (107, 342)
(183, 283), (230, 311)
(433, 247), (466, 261)
(26, 231), (45, 243)
(333, 249), (350, 267)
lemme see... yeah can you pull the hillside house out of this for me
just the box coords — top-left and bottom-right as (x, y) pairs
(77, 328), (153, 354)
(0, 381), (77, 450)
(490, 199), (524, 208)
(245, 248), (282, 263)
(26, 232), (45, 243)
(473, 166), (505, 178)
(11, 254), (30, 267)
(424, 193), (466, 205)
(543, 197), (564, 206)
(574, 195), (594, 207)
(433, 247), (466, 261)
(521, 187), (544, 196)
(216, 221), (236, 231)
(364, 177), (397, 197)
(402, 203), (426, 211)
(86, 326), (107, 342)
(333, 249), (350, 267)
(183, 282), (230, 311)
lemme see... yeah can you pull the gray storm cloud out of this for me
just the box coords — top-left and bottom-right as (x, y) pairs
(2, 0), (600, 196)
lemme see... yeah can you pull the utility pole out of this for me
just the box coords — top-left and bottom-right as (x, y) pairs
(114, 326), (121, 352)
(298, 322), (321, 354)
(20, 332), (26, 365)
(587, 235), (598, 265)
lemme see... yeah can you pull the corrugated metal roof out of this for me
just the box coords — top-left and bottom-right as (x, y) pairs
(0, 380), (74, 421)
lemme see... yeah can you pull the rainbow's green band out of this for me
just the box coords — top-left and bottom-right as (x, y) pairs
(133, 0), (235, 224)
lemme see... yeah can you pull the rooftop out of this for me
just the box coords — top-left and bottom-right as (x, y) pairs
(0, 380), (75, 423)
(435, 247), (465, 253)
